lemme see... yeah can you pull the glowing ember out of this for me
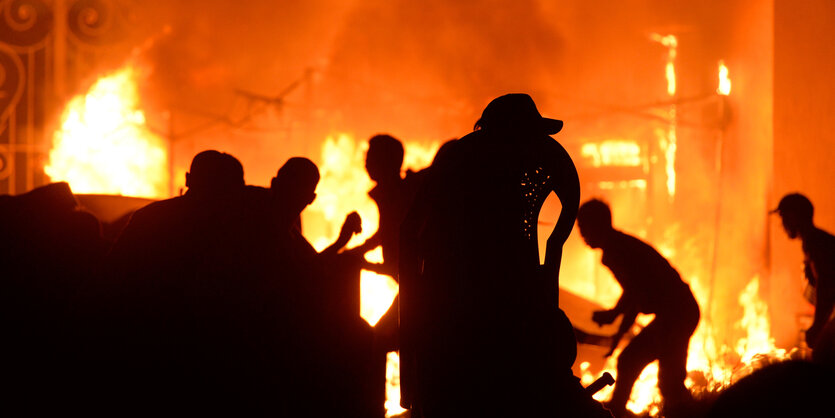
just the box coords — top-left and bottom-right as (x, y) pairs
(717, 60), (732, 95)
(45, 65), (168, 198)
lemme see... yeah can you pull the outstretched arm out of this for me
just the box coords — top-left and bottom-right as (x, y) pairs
(607, 305), (638, 357)
(319, 211), (362, 257)
(592, 289), (637, 357)
(543, 141), (581, 280)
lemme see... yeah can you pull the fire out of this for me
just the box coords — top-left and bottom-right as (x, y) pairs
(649, 33), (679, 199)
(304, 133), (438, 417)
(580, 140), (647, 191)
(661, 120), (677, 198)
(650, 33), (678, 97)
(45, 65), (168, 198)
(581, 140), (642, 168)
(597, 180), (647, 190)
(582, 273), (787, 415)
(385, 351), (407, 416)
(734, 276), (787, 366)
(717, 60), (732, 96)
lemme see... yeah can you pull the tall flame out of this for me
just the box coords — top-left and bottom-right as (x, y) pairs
(650, 33), (679, 199)
(650, 33), (678, 97)
(734, 276), (786, 366)
(45, 66), (168, 198)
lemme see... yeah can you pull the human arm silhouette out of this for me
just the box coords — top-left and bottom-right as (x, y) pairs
(542, 141), (580, 282)
(354, 231), (381, 254)
(319, 211), (362, 257)
(593, 292), (638, 357)
(349, 231), (396, 275)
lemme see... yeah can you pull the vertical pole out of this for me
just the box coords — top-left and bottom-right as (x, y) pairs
(26, 48), (34, 191)
(53, 0), (66, 100)
(167, 110), (175, 197)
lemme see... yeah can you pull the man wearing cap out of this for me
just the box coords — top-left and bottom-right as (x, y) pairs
(773, 193), (835, 351)
(399, 94), (609, 416)
(577, 199), (700, 418)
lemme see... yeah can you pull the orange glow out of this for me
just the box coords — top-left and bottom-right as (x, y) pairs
(649, 33), (678, 199)
(650, 33), (678, 96)
(303, 133), (438, 417)
(597, 180), (647, 190)
(361, 247), (399, 326)
(662, 119), (677, 198)
(717, 60), (732, 95)
(734, 277), (787, 365)
(581, 140), (643, 167)
(45, 65), (168, 198)
(581, 270), (786, 416)
(385, 352), (407, 416)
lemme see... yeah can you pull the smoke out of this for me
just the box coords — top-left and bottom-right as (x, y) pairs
(68, 0), (780, 349)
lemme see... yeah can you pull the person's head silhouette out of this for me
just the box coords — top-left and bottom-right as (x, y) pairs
(365, 134), (404, 184)
(185, 150), (245, 197)
(772, 193), (815, 239)
(474, 93), (563, 138)
(577, 199), (614, 249)
(271, 157), (320, 216)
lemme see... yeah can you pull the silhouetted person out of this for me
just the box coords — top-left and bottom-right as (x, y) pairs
(772, 193), (835, 361)
(358, 134), (426, 276)
(578, 199), (700, 418)
(349, 134), (429, 415)
(400, 94), (609, 417)
(270, 157), (381, 418)
(105, 150), (280, 414)
(0, 182), (105, 413)
(270, 157), (361, 259)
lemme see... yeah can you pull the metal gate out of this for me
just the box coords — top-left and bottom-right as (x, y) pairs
(0, 0), (134, 195)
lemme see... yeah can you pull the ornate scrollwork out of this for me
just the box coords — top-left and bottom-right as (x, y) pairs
(0, 43), (23, 182)
(0, 43), (25, 138)
(0, 145), (9, 180)
(0, 0), (53, 49)
(68, 0), (133, 45)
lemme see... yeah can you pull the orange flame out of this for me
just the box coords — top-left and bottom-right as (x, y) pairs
(660, 121), (677, 198)
(45, 65), (168, 198)
(649, 33), (678, 199)
(581, 140), (643, 167)
(650, 33), (677, 97)
(385, 351), (407, 416)
(717, 60), (731, 96)
(582, 272), (786, 416)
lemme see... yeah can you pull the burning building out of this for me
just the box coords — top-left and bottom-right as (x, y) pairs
(2, 0), (835, 415)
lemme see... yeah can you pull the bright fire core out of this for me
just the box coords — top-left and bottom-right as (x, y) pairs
(45, 66), (168, 198)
